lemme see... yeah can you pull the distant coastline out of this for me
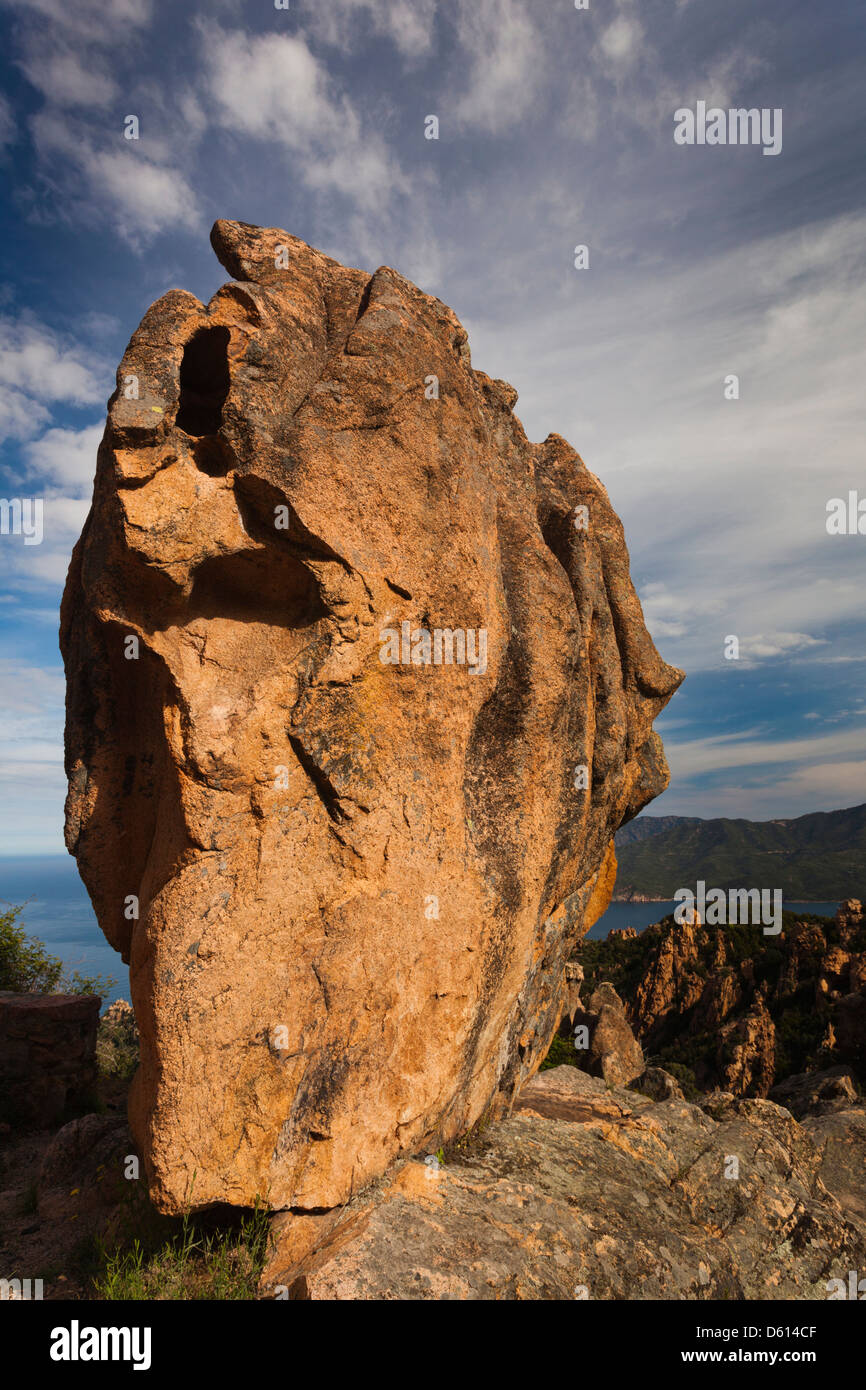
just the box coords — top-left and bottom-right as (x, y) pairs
(591, 899), (840, 941)
(0, 854), (128, 1008)
(611, 893), (668, 902)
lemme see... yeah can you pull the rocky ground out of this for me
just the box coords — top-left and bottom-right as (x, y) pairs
(3, 911), (865, 1301)
(0, 1075), (131, 1299)
(259, 1065), (866, 1300)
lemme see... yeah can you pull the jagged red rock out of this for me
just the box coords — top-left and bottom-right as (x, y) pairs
(61, 220), (682, 1213)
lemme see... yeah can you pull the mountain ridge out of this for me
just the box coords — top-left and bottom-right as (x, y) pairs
(613, 802), (866, 900)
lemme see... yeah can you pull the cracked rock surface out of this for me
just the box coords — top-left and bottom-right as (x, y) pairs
(61, 220), (682, 1213)
(260, 1067), (866, 1300)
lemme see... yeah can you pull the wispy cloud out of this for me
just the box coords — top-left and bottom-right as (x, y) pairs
(451, 0), (543, 132)
(665, 726), (866, 778)
(20, 50), (119, 109)
(300, 0), (437, 59)
(0, 93), (15, 153)
(24, 423), (103, 495)
(0, 659), (67, 854)
(0, 314), (106, 443)
(84, 149), (202, 240)
(200, 25), (410, 212)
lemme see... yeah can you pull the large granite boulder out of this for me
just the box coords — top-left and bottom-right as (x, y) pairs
(61, 220), (682, 1213)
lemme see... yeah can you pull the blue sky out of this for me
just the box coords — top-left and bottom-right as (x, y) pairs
(0, 0), (864, 854)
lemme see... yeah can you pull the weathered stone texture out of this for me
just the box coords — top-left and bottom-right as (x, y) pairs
(61, 221), (681, 1212)
(260, 1067), (866, 1300)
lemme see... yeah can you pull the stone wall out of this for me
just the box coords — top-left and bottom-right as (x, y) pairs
(0, 992), (100, 1128)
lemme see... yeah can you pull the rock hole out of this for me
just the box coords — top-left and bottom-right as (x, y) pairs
(176, 326), (231, 437)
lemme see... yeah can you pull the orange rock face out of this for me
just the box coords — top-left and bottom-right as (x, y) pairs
(61, 221), (682, 1213)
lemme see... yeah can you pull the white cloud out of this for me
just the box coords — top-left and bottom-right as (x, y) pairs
(0, 387), (50, 443)
(0, 658), (64, 715)
(301, 0), (437, 59)
(13, 0), (200, 246)
(200, 26), (408, 210)
(21, 50), (118, 108)
(3, 419), (101, 598)
(0, 659), (68, 853)
(0, 316), (103, 405)
(203, 29), (343, 145)
(24, 423), (103, 496)
(84, 149), (202, 240)
(3, 0), (152, 40)
(655, 759), (866, 821)
(0, 315), (105, 442)
(598, 16), (644, 71)
(451, 0), (542, 132)
(664, 726), (866, 779)
(743, 633), (825, 660)
(466, 209), (866, 676)
(0, 490), (92, 593)
(26, 115), (203, 245)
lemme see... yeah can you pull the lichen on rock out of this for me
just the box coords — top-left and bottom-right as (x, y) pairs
(61, 220), (682, 1214)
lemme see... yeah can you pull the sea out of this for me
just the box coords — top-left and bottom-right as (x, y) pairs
(590, 900), (840, 939)
(0, 855), (841, 1010)
(0, 855), (129, 1008)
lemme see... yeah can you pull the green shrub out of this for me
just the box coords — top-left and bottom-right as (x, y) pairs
(654, 1061), (699, 1101)
(540, 1032), (579, 1071)
(0, 903), (114, 997)
(96, 1000), (139, 1079)
(94, 1196), (273, 1301)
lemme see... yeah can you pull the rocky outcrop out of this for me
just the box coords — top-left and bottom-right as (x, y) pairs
(562, 961), (584, 1030)
(768, 1066), (860, 1119)
(0, 993), (100, 1128)
(60, 220), (682, 1214)
(716, 991), (776, 1097)
(569, 982), (645, 1087)
(259, 1066), (866, 1300)
(581, 898), (866, 1099)
(627, 916), (707, 1042)
(630, 1065), (685, 1102)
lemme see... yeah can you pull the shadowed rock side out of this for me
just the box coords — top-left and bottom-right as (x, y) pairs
(60, 220), (683, 1214)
